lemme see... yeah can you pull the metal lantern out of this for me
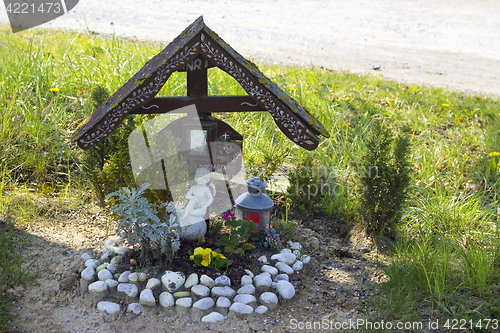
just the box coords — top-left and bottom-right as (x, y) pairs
(234, 177), (274, 229)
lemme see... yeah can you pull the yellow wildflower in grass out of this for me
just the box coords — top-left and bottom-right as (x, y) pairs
(49, 88), (59, 93)
(489, 152), (500, 157)
(442, 103), (450, 107)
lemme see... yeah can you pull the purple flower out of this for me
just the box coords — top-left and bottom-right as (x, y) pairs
(223, 212), (235, 220)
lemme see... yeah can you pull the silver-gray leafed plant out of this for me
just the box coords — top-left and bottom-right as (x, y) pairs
(106, 183), (180, 264)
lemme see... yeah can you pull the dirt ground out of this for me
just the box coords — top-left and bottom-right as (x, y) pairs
(1, 0), (499, 98)
(4, 194), (389, 333)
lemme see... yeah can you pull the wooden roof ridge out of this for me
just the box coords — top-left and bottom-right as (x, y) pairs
(72, 16), (329, 151)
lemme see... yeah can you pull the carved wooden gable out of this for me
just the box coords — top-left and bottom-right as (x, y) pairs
(72, 16), (329, 151)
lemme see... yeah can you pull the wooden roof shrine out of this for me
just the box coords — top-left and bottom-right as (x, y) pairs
(72, 16), (330, 151)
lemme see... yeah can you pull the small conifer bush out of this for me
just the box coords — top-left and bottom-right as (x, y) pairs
(355, 119), (412, 238)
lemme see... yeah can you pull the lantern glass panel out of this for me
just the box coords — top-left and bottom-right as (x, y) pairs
(245, 212), (261, 227)
(235, 208), (243, 220)
(262, 211), (271, 229)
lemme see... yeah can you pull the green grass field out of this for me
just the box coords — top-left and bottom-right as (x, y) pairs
(1, 25), (500, 331)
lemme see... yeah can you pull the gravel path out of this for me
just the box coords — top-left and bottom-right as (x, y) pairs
(1, 0), (499, 97)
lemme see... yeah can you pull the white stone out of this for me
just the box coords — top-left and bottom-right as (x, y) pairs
(233, 294), (257, 309)
(98, 269), (113, 281)
(80, 253), (92, 262)
(293, 250), (301, 257)
(114, 247), (130, 255)
(191, 284), (210, 299)
(193, 297), (215, 310)
(161, 271), (185, 292)
(275, 262), (294, 274)
(258, 255), (268, 264)
(117, 283), (138, 298)
(201, 311), (225, 324)
(159, 292), (175, 308)
(211, 286), (236, 299)
(244, 269), (254, 278)
(105, 279), (118, 289)
(214, 275), (231, 286)
(290, 242), (302, 250)
(271, 253), (297, 265)
(253, 273), (272, 291)
(100, 251), (114, 262)
(85, 259), (99, 269)
(255, 305), (269, 314)
(106, 263), (117, 274)
(261, 265), (278, 276)
(127, 303), (141, 315)
(200, 274), (215, 288)
(237, 285), (255, 295)
(103, 247), (115, 254)
(81, 267), (95, 281)
(175, 297), (192, 315)
(301, 256), (311, 264)
(228, 302), (253, 318)
(146, 278), (161, 290)
(128, 272), (147, 283)
(88, 281), (108, 293)
(241, 275), (253, 286)
(86, 281), (108, 304)
(292, 261), (304, 271)
(139, 289), (156, 307)
(192, 297), (215, 321)
(274, 274), (289, 282)
(216, 296), (231, 308)
(184, 273), (199, 288)
(110, 256), (121, 265)
(280, 248), (292, 254)
(104, 239), (116, 247)
(118, 271), (131, 283)
(276, 280), (295, 300)
(97, 301), (120, 315)
(259, 292), (278, 310)
(216, 296), (231, 315)
(176, 297), (192, 307)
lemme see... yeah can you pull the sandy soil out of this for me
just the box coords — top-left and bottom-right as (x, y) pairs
(4, 196), (387, 333)
(1, 0), (499, 97)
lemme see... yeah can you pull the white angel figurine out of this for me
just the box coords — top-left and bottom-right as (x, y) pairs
(180, 167), (215, 226)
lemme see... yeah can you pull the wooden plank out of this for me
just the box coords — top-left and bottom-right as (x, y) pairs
(186, 55), (208, 97)
(133, 96), (267, 114)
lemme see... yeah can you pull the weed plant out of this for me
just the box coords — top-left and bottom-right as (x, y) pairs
(1, 26), (500, 327)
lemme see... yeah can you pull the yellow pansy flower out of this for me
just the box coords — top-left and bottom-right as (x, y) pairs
(213, 252), (226, 260)
(200, 248), (212, 266)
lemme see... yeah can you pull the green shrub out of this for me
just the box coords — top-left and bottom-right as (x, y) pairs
(79, 86), (136, 207)
(106, 184), (180, 264)
(355, 119), (412, 237)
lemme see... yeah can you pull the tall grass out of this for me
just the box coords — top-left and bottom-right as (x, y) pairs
(1, 25), (500, 325)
